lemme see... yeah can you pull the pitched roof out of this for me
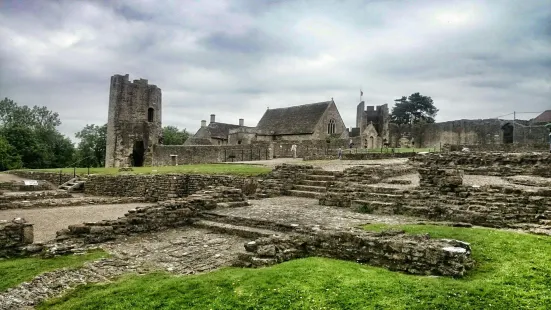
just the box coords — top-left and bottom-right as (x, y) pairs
(206, 122), (241, 139)
(533, 110), (551, 123)
(256, 101), (332, 135)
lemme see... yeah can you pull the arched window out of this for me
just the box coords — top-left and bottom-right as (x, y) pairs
(147, 108), (154, 122)
(327, 119), (336, 134)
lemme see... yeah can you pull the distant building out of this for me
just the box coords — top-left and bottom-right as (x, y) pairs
(349, 101), (390, 149)
(186, 100), (348, 145)
(533, 110), (551, 124)
(253, 100), (348, 141)
(185, 114), (249, 145)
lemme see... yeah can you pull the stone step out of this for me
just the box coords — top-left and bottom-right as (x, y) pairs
(216, 201), (250, 208)
(287, 190), (325, 199)
(294, 185), (327, 193)
(363, 192), (404, 200)
(299, 180), (329, 186)
(201, 212), (301, 233)
(305, 174), (335, 181)
(351, 200), (397, 214)
(193, 220), (283, 239)
(311, 169), (336, 176)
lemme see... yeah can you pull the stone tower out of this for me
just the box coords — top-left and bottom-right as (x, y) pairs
(105, 74), (162, 168)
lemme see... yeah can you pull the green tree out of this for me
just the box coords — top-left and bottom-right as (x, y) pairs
(0, 136), (22, 171)
(0, 97), (74, 169)
(75, 124), (107, 167)
(162, 126), (189, 145)
(391, 92), (438, 125)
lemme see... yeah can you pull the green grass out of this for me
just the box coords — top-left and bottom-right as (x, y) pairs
(39, 225), (551, 309)
(15, 164), (272, 176)
(0, 249), (108, 291)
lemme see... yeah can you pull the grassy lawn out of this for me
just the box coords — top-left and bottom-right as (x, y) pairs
(39, 225), (550, 309)
(0, 249), (108, 292)
(16, 164), (272, 176)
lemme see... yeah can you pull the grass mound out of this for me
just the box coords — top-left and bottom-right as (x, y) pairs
(39, 225), (551, 309)
(0, 249), (108, 291)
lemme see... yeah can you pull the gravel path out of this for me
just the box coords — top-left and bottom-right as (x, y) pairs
(0, 174), (26, 182)
(0, 203), (153, 243)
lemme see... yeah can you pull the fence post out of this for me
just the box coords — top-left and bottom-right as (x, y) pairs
(88, 166), (90, 176)
(224, 149), (227, 162)
(59, 170), (62, 185)
(250, 149), (252, 161)
(73, 167), (76, 178)
(242, 149), (244, 161)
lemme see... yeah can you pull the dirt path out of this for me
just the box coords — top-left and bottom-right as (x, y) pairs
(0, 203), (153, 243)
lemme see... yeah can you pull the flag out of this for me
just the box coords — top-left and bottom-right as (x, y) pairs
(360, 90), (363, 97)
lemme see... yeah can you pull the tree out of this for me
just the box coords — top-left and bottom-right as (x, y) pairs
(162, 126), (189, 145)
(390, 92), (438, 125)
(0, 135), (22, 171)
(0, 97), (61, 129)
(75, 124), (107, 167)
(0, 97), (74, 169)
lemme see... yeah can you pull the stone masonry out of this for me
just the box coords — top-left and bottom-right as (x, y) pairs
(0, 218), (34, 258)
(236, 227), (473, 277)
(105, 74), (162, 168)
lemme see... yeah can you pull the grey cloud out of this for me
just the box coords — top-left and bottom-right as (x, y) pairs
(1, 0), (550, 141)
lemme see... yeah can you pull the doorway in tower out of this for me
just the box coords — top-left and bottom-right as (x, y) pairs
(132, 141), (145, 167)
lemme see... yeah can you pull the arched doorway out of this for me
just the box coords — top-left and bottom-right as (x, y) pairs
(369, 136), (374, 149)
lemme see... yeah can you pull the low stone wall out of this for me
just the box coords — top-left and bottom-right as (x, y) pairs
(303, 152), (416, 161)
(152, 143), (272, 165)
(410, 152), (551, 177)
(8, 171), (74, 186)
(55, 187), (247, 244)
(418, 167), (464, 192)
(0, 218), (34, 258)
(0, 181), (53, 192)
(84, 174), (254, 201)
(0, 196), (146, 211)
(448, 143), (549, 152)
(235, 228), (474, 277)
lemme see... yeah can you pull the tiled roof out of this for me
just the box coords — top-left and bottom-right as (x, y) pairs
(256, 101), (331, 135)
(533, 110), (551, 123)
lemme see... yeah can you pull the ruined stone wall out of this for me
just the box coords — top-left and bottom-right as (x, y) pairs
(236, 228), (473, 277)
(270, 139), (349, 158)
(410, 152), (551, 176)
(390, 119), (548, 148)
(0, 181), (53, 191)
(8, 171), (74, 186)
(55, 187), (247, 244)
(448, 143), (549, 152)
(105, 74), (162, 168)
(84, 174), (254, 201)
(0, 218), (34, 258)
(152, 143), (272, 165)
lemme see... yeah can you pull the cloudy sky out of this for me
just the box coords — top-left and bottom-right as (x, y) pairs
(1, 0), (550, 140)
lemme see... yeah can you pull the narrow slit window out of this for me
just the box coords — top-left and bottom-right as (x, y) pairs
(147, 108), (154, 122)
